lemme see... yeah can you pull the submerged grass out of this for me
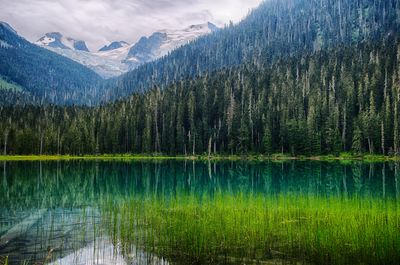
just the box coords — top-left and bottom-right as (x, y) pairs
(103, 193), (400, 265)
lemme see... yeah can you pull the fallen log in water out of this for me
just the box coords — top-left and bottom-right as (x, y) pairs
(0, 209), (47, 248)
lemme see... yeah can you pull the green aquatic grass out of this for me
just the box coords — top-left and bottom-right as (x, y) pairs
(104, 193), (400, 265)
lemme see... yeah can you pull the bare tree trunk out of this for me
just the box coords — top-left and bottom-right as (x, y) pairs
(342, 106), (347, 150)
(338, 0), (343, 40)
(381, 121), (385, 155)
(3, 129), (8, 156)
(192, 135), (196, 156)
(154, 98), (160, 153)
(187, 130), (191, 156)
(208, 137), (212, 158)
(40, 134), (44, 155)
(214, 139), (217, 154)
(368, 137), (373, 154)
(126, 125), (129, 153)
(95, 135), (99, 155)
(57, 127), (60, 155)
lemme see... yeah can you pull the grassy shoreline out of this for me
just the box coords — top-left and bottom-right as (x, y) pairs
(0, 153), (399, 162)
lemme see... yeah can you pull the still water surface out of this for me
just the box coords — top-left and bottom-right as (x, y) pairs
(0, 160), (398, 264)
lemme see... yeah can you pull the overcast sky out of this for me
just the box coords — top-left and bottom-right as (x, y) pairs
(0, 0), (262, 51)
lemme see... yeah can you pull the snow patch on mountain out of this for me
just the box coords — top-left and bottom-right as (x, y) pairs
(42, 46), (130, 78)
(36, 22), (218, 78)
(98, 41), (130, 52)
(36, 32), (90, 52)
(126, 22), (218, 63)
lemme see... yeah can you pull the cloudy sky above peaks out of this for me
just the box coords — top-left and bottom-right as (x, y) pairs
(0, 0), (262, 51)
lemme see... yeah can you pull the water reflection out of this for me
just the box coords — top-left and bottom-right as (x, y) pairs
(0, 160), (399, 264)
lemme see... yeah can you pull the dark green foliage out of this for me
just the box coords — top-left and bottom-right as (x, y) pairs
(0, 23), (102, 105)
(103, 0), (400, 101)
(1, 0), (400, 155)
(1, 38), (399, 156)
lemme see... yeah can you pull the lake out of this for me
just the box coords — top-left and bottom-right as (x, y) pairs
(0, 160), (399, 264)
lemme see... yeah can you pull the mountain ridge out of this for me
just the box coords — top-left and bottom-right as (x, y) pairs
(35, 22), (219, 78)
(0, 22), (102, 104)
(102, 0), (400, 101)
(98, 41), (130, 52)
(36, 32), (90, 52)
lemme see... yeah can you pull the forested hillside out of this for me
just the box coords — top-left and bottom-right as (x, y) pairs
(103, 0), (400, 101)
(1, 37), (399, 156)
(0, 0), (399, 156)
(0, 22), (102, 105)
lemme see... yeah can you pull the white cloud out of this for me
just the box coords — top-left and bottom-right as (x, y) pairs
(0, 0), (262, 51)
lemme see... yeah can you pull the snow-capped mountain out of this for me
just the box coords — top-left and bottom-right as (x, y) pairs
(36, 22), (218, 78)
(126, 22), (218, 64)
(98, 41), (129, 52)
(36, 32), (89, 52)
(43, 48), (131, 78)
(0, 21), (102, 105)
(36, 34), (128, 78)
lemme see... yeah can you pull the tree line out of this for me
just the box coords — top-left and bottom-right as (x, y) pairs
(1, 38), (399, 156)
(104, 0), (400, 101)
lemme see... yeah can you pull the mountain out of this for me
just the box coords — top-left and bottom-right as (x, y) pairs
(35, 22), (218, 78)
(0, 22), (102, 105)
(98, 41), (129, 52)
(36, 32), (130, 78)
(126, 22), (219, 65)
(1, 0), (400, 157)
(36, 32), (90, 52)
(39, 46), (131, 79)
(3, 37), (399, 155)
(0, 22), (16, 35)
(103, 0), (400, 101)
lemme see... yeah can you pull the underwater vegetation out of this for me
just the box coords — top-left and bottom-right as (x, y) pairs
(104, 192), (400, 265)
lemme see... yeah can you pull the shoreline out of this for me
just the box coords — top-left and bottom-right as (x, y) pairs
(0, 154), (398, 162)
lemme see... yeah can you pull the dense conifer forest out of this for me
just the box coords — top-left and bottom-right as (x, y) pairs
(103, 0), (400, 101)
(2, 2), (400, 265)
(0, 22), (102, 105)
(1, 37), (399, 156)
(0, 0), (400, 156)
